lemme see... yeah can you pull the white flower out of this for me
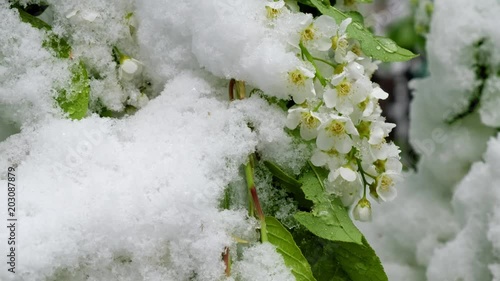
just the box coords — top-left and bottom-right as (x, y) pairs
(372, 86), (389, 100)
(311, 148), (346, 171)
(375, 173), (399, 202)
(266, 0), (285, 9)
(368, 120), (396, 145)
(316, 115), (358, 153)
(265, 0), (285, 19)
(375, 158), (403, 202)
(324, 76), (371, 115)
(353, 198), (372, 222)
(311, 148), (356, 182)
(287, 65), (316, 104)
(333, 166), (357, 182)
(119, 58), (143, 81)
(370, 141), (400, 161)
(331, 18), (352, 63)
(299, 15), (338, 51)
(286, 106), (321, 140)
(324, 176), (361, 206)
(357, 56), (379, 78)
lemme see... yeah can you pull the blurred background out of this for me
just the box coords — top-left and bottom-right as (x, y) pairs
(359, 0), (431, 169)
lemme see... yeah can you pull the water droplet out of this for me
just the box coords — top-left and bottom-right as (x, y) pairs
(376, 46), (381, 50)
(375, 37), (398, 53)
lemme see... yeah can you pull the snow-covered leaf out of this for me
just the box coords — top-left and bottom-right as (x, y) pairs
(56, 61), (90, 120)
(15, 6), (72, 58)
(265, 161), (314, 209)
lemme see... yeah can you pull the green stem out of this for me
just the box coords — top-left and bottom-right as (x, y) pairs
(356, 158), (368, 199)
(237, 80), (246, 100)
(312, 56), (337, 68)
(313, 100), (324, 112)
(245, 156), (268, 243)
(244, 160), (255, 218)
(308, 161), (325, 191)
(364, 172), (377, 179)
(299, 42), (327, 86)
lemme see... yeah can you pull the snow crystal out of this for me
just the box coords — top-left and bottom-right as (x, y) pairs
(0, 71), (296, 280)
(0, 2), (70, 124)
(232, 243), (295, 281)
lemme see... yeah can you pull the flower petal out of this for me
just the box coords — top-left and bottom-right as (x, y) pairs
(311, 150), (328, 166)
(300, 123), (318, 140)
(377, 185), (397, 202)
(386, 157), (403, 173)
(323, 88), (337, 108)
(372, 86), (389, 100)
(285, 110), (301, 129)
(266, 0), (285, 9)
(339, 167), (357, 182)
(317, 130), (335, 150)
(339, 18), (352, 34)
(334, 135), (352, 154)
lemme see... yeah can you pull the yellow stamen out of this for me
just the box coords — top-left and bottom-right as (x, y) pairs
(336, 80), (351, 97)
(327, 120), (346, 136)
(288, 69), (306, 87)
(301, 24), (315, 42)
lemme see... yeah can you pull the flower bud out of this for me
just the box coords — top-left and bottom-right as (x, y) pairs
(353, 198), (372, 222)
(119, 57), (143, 81)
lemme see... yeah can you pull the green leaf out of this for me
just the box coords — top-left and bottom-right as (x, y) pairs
(264, 161), (313, 209)
(344, 11), (364, 25)
(294, 165), (363, 244)
(14, 6), (72, 58)
(334, 238), (388, 281)
(264, 161), (302, 189)
(292, 163), (388, 281)
(15, 6), (51, 30)
(266, 216), (317, 281)
(309, 0), (418, 62)
(56, 61), (90, 120)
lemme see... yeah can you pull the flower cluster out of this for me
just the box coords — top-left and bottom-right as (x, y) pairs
(267, 1), (403, 221)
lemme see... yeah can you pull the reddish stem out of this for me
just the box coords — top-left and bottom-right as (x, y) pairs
(229, 79), (236, 101)
(223, 247), (230, 276)
(250, 186), (264, 221)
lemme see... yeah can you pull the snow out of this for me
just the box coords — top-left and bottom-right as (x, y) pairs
(1, 0), (322, 278)
(232, 243), (295, 281)
(0, 2), (70, 124)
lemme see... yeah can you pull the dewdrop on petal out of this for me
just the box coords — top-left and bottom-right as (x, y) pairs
(353, 198), (372, 222)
